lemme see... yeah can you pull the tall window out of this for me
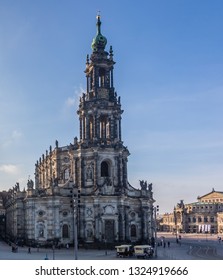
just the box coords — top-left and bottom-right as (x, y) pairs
(99, 68), (105, 87)
(64, 169), (70, 180)
(37, 224), (44, 238)
(62, 224), (69, 238)
(101, 161), (109, 177)
(89, 116), (94, 139)
(130, 224), (137, 237)
(100, 116), (107, 139)
(106, 121), (110, 138)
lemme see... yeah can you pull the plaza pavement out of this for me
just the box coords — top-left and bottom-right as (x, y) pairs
(0, 240), (195, 260)
(1, 233), (223, 260)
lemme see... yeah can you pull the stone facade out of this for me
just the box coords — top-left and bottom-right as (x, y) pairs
(3, 16), (155, 247)
(160, 189), (223, 234)
(0, 193), (6, 239)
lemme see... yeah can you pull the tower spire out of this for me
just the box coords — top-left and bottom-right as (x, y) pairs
(91, 13), (107, 51)
(96, 11), (101, 34)
(79, 16), (122, 148)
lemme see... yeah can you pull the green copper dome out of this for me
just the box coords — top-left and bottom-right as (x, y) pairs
(91, 15), (107, 51)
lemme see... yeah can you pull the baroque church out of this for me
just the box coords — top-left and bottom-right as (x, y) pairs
(2, 16), (155, 247)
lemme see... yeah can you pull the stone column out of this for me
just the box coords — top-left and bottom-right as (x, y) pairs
(78, 204), (85, 240)
(94, 201), (100, 241)
(93, 115), (97, 139)
(110, 67), (114, 88)
(141, 206), (149, 242)
(85, 114), (89, 140)
(118, 118), (122, 141)
(83, 115), (86, 140)
(93, 153), (98, 190)
(79, 117), (83, 140)
(124, 206), (130, 241)
(118, 204), (125, 241)
(123, 160), (128, 191)
(118, 155), (123, 190)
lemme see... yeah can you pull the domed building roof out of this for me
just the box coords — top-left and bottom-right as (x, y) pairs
(91, 15), (107, 51)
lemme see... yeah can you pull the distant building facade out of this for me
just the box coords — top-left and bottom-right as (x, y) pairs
(160, 189), (223, 234)
(2, 16), (155, 247)
(0, 193), (6, 239)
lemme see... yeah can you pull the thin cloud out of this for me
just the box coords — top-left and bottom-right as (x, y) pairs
(61, 86), (84, 119)
(12, 130), (23, 140)
(0, 164), (20, 175)
(65, 86), (84, 108)
(1, 129), (23, 148)
(65, 96), (76, 107)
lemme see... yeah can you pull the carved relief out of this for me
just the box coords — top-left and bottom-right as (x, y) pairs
(86, 162), (94, 181)
(85, 222), (94, 242)
(104, 205), (114, 215)
(102, 178), (114, 195)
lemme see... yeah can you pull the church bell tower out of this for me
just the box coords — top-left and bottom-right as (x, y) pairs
(76, 15), (130, 195)
(78, 15), (123, 147)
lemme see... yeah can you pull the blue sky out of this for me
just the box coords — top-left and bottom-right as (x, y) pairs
(0, 0), (223, 213)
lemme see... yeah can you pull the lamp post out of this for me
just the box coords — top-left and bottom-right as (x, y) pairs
(154, 205), (159, 258)
(73, 195), (78, 260)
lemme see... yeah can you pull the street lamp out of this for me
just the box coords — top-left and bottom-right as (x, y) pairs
(73, 196), (78, 260)
(154, 205), (159, 258)
(70, 185), (79, 260)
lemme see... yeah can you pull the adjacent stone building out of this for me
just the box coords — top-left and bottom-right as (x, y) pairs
(3, 16), (155, 247)
(160, 189), (223, 234)
(0, 193), (6, 239)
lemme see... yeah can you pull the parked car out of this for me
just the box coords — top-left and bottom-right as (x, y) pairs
(134, 245), (154, 258)
(115, 244), (134, 258)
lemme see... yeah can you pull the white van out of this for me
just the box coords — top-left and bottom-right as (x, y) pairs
(134, 245), (154, 258)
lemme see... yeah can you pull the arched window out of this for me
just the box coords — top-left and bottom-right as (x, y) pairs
(62, 224), (69, 238)
(100, 116), (107, 139)
(37, 223), (44, 238)
(101, 161), (109, 177)
(89, 116), (94, 139)
(106, 121), (110, 138)
(99, 68), (105, 87)
(64, 168), (70, 181)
